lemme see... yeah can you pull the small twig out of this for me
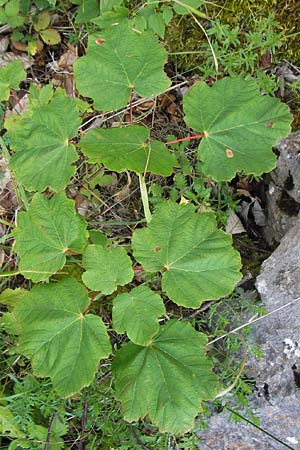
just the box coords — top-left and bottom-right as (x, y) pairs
(207, 295), (300, 346)
(78, 80), (188, 131)
(44, 412), (59, 450)
(128, 423), (150, 450)
(226, 406), (295, 450)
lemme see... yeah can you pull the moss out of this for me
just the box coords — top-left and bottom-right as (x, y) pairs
(165, 0), (300, 72)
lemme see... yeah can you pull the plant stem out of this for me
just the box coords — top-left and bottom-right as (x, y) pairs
(225, 406), (295, 449)
(0, 136), (29, 211)
(138, 173), (152, 223)
(82, 291), (100, 316)
(165, 134), (205, 145)
(129, 88), (133, 124)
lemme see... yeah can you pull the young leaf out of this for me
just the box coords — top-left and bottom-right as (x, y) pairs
(5, 88), (80, 192)
(39, 28), (61, 45)
(183, 77), (292, 181)
(132, 202), (241, 308)
(113, 320), (219, 433)
(13, 278), (111, 396)
(73, 24), (170, 111)
(33, 11), (51, 31)
(82, 244), (134, 294)
(79, 126), (176, 175)
(112, 285), (166, 346)
(0, 60), (26, 101)
(13, 193), (88, 283)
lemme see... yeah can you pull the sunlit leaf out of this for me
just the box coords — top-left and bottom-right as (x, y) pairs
(79, 125), (176, 175)
(132, 202), (241, 308)
(183, 77), (292, 181)
(113, 285), (165, 345)
(113, 320), (219, 433)
(13, 278), (111, 396)
(5, 88), (80, 192)
(13, 193), (88, 282)
(74, 24), (170, 111)
(82, 244), (133, 294)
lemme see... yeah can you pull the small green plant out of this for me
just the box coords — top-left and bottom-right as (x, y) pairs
(200, 15), (283, 94)
(0, 4), (294, 447)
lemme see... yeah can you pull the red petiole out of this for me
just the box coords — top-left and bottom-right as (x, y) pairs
(165, 134), (205, 145)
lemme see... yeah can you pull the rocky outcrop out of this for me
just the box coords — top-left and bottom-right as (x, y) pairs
(198, 211), (300, 449)
(263, 131), (300, 245)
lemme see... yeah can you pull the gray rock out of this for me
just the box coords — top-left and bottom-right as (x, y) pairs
(263, 131), (300, 245)
(253, 213), (300, 400)
(197, 401), (300, 449)
(197, 214), (300, 449)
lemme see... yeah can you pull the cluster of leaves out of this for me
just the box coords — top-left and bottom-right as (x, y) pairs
(0, 3), (293, 447)
(0, 0), (60, 54)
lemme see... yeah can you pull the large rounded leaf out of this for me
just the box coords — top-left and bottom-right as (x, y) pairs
(113, 320), (219, 433)
(13, 193), (88, 283)
(13, 278), (111, 396)
(79, 125), (176, 175)
(112, 285), (166, 345)
(73, 24), (170, 111)
(183, 77), (292, 181)
(132, 202), (241, 308)
(82, 244), (134, 294)
(5, 88), (80, 192)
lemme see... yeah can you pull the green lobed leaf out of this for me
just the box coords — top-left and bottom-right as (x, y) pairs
(73, 24), (170, 111)
(79, 125), (176, 175)
(112, 285), (166, 345)
(5, 88), (81, 192)
(183, 77), (292, 181)
(132, 202), (241, 308)
(0, 60), (26, 102)
(13, 277), (111, 396)
(13, 193), (88, 283)
(113, 320), (219, 433)
(82, 244), (134, 294)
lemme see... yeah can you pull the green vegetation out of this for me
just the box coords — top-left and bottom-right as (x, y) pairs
(0, 0), (297, 448)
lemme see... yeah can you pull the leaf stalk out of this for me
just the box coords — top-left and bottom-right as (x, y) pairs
(138, 174), (152, 224)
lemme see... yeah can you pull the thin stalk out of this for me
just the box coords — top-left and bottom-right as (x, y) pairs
(129, 88), (134, 124)
(0, 218), (15, 228)
(165, 134), (205, 145)
(82, 291), (100, 316)
(172, 0), (218, 73)
(138, 174), (152, 224)
(226, 406), (295, 450)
